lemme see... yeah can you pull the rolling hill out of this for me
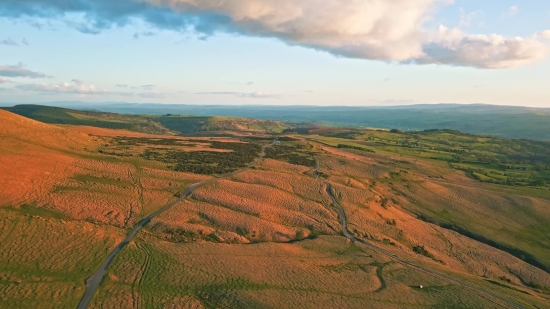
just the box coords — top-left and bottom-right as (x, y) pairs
(15, 102), (550, 140)
(3, 104), (290, 135)
(0, 110), (549, 308)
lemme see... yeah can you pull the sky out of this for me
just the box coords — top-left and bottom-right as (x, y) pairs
(0, 0), (549, 107)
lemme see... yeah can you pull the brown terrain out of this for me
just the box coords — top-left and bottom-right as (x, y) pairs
(0, 109), (549, 308)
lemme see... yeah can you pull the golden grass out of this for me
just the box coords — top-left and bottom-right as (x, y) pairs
(0, 208), (122, 309)
(2, 111), (549, 308)
(90, 235), (528, 309)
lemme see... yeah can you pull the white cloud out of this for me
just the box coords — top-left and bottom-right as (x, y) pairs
(459, 8), (484, 27)
(503, 5), (519, 18)
(421, 26), (548, 69)
(0, 63), (48, 78)
(0, 77), (11, 84)
(1, 0), (548, 69)
(72, 79), (83, 85)
(196, 91), (283, 99)
(534, 30), (550, 40)
(144, 0), (548, 69)
(16, 82), (108, 95)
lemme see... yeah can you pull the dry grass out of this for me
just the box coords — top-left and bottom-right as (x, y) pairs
(2, 110), (549, 308)
(315, 148), (550, 298)
(151, 159), (338, 244)
(91, 235), (528, 309)
(0, 207), (122, 309)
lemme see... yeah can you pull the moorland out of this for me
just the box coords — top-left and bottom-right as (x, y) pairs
(0, 106), (549, 309)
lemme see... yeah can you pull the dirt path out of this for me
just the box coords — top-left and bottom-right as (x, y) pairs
(76, 142), (272, 309)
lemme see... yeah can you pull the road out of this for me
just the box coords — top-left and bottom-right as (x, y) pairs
(318, 162), (527, 309)
(76, 143), (271, 309)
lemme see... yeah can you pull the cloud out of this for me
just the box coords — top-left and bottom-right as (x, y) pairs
(16, 82), (110, 95)
(0, 77), (11, 84)
(22, 38), (29, 45)
(196, 91), (283, 99)
(420, 26), (548, 69)
(116, 84), (128, 88)
(382, 78), (392, 82)
(133, 84), (156, 90)
(134, 31), (156, 39)
(503, 5), (519, 18)
(534, 30), (550, 40)
(0, 63), (48, 78)
(459, 8), (484, 28)
(0, 0), (548, 69)
(72, 79), (83, 85)
(1, 37), (18, 46)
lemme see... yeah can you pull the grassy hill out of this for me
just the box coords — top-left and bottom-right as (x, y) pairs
(3, 105), (290, 135)
(306, 127), (550, 274)
(50, 103), (550, 141)
(1, 110), (549, 308)
(4, 105), (173, 134)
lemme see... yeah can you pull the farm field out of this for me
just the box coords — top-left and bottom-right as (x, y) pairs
(0, 109), (549, 308)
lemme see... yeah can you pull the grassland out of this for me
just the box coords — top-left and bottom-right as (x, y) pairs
(1, 109), (550, 308)
(311, 128), (550, 187)
(91, 236), (535, 309)
(0, 207), (123, 309)
(305, 129), (550, 278)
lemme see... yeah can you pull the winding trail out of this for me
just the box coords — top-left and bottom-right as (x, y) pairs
(76, 142), (271, 309)
(314, 157), (526, 309)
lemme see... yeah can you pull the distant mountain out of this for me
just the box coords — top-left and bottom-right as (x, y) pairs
(5, 102), (548, 140)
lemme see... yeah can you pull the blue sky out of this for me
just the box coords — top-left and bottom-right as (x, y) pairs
(0, 0), (549, 107)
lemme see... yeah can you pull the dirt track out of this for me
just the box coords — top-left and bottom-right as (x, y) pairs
(76, 143), (271, 309)
(317, 156), (526, 309)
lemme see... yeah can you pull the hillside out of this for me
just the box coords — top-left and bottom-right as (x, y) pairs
(31, 103), (550, 140)
(3, 105), (290, 135)
(0, 112), (549, 308)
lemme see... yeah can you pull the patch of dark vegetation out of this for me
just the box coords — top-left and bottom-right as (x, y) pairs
(111, 137), (196, 146)
(149, 222), (227, 243)
(485, 280), (530, 295)
(278, 136), (300, 141)
(4, 204), (69, 220)
(329, 131), (362, 139)
(336, 144), (375, 153)
(317, 171), (330, 179)
(140, 141), (262, 175)
(412, 245), (444, 264)
(520, 279), (550, 294)
(264, 144), (316, 168)
(97, 149), (134, 157)
(380, 197), (390, 209)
